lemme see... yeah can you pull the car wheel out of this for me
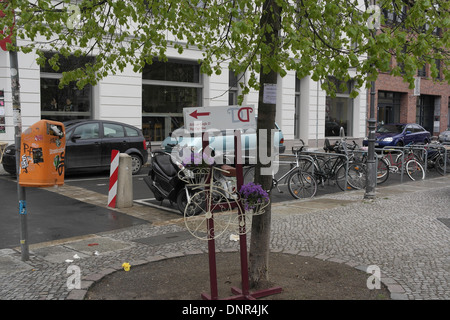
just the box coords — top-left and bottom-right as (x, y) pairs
(2, 165), (16, 176)
(130, 154), (143, 175)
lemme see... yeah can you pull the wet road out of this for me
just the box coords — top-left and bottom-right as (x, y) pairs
(0, 176), (147, 249)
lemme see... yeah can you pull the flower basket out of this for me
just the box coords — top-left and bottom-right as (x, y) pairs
(242, 199), (270, 216)
(239, 182), (270, 216)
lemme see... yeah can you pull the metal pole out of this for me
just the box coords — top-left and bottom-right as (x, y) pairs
(364, 77), (377, 199)
(234, 130), (250, 298)
(201, 131), (218, 300)
(364, 0), (379, 200)
(9, 48), (29, 261)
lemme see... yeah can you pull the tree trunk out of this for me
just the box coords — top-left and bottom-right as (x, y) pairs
(248, 0), (281, 289)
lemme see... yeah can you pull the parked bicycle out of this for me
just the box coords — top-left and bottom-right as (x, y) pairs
(377, 144), (425, 181)
(297, 138), (367, 191)
(413, 142), (450, 176)
(243, 141), (317, 199)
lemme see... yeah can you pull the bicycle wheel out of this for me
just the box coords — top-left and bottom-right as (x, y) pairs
(405, 159), (425, 180)
(184, 188), (233, 240)
(243, 166), (255, 184)
(336, 163), (367, 190)
(435, 153), (450, 175)
(376, 157), (390, 184)
(287, 170), (317, 199)
(348, 162), (367, 189)
(243, 165), (275, 190)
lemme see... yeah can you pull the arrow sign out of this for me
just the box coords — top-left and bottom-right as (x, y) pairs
(183, 106), (256, 133)
(189, 110), (210, 119)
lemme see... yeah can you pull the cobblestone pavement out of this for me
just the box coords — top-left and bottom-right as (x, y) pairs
(0, 164), (449, 300)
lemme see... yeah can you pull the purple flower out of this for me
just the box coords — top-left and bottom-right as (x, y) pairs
(239, 182), (270, 211)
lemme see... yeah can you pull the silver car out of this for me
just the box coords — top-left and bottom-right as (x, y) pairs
(439, 130), (450, 143)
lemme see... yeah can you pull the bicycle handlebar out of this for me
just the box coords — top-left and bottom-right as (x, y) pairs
(292, 139), (305, 154)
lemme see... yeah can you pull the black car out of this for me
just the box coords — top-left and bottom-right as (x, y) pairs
(2, 119), (149, 175)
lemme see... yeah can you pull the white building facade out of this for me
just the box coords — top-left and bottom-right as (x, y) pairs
(0, 46), (367, 150)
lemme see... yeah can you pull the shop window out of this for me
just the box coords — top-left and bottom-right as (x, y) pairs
(142, 59), (200, 83)
(325, 96), (353, 137)
(142, 59), (202, 141)
(40, 52), (94, 122)
(325, 77), (353, 137)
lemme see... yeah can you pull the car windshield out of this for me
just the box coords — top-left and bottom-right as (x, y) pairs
(377, 124), (404, 134)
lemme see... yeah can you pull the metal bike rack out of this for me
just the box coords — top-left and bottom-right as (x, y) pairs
(422, 143), (449, 174)
(376, 147), (406, 183)
(379, 144), (429, 183)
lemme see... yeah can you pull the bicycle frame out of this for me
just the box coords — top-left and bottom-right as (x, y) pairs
(297, 150), (350, 190)
(271, 154), (314, 191)
(378, 145), (426, 183)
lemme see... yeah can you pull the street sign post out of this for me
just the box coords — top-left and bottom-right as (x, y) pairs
(183, 105), (256, 133)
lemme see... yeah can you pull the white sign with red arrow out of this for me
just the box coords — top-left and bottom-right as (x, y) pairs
(183, 105), (256, 133)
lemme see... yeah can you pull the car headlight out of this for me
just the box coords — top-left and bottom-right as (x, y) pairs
(382, 137), (393, 142)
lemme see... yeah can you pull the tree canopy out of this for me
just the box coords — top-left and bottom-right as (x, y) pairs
(1, 0), (448, 93)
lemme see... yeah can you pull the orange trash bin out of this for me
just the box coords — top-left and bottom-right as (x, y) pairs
(19, 119), (66, 187)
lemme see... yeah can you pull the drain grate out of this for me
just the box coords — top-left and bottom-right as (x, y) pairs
(437, 218), (450, 229)
(132, 231), (196, 246)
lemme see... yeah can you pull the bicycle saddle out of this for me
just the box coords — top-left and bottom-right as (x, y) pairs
(323, 139), (335, 152)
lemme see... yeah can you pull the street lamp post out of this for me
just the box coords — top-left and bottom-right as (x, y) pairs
(364, 78), (377, 199)
(10, 47), (29, 261)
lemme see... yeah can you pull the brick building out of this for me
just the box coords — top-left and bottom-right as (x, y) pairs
(373, 66), (450, 137)
(371, 5), (449, 137)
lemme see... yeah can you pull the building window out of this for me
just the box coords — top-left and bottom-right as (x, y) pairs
(294, 75), (301, 139)
(377, 91), (401, 125)
(382, 3), (407, 26)
(416, 95), (435, 133)
(417, 58), (427, 77)
(448, 99), (450, 129)
(434, 59), (441, 80)
(142, 59), (202, 141)
(229, 69), (239, 105)
(325, 77), (353, 137)
(0, 90), (5, 133)
(40, 52), (94, 122)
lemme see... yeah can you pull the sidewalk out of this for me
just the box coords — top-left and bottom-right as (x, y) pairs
(0, 164), (449, 300)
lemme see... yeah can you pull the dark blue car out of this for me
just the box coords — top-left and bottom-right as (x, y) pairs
(363, 123), (431, 147)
